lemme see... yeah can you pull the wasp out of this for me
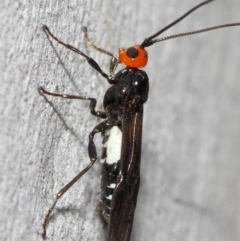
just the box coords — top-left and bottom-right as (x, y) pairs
(40, 0), (240, 240)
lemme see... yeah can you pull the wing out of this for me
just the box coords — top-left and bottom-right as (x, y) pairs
(108, 99), (144, 241)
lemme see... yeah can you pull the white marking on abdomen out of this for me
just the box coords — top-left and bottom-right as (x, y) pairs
(107, 183), (116, 188)
(106, 126), (122, 165)
(106, 195), (112, 200)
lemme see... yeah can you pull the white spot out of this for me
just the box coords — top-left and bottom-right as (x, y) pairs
(106, 195), (112, 200)
(107, 183), (116, 189)
(106, 126), (122, 165)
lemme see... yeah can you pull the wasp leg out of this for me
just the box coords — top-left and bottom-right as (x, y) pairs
(42, 160), (97, 239)
(42, 25), (116, 84)
(81, 26), (114, 57)
(98, 200), (109, 225)
(81, 26), (118, 76)
(38, 86), (107, 118)
(42, 121), (109, 239)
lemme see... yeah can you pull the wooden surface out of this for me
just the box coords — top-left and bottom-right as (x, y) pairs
(1, 0), (240, 241)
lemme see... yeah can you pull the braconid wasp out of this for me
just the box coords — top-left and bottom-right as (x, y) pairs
(40, 0), (240, 240)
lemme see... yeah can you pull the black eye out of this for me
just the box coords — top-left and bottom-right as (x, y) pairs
(126, 47), (139, 58)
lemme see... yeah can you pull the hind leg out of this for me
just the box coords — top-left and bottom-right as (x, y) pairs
(98, 200), (109, 225)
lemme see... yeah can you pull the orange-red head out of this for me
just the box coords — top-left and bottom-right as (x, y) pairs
(118, 45), (148, 68)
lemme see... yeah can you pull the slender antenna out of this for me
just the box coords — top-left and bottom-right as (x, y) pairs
(141, 0), (214, 47)
(149, 22), (240, 44)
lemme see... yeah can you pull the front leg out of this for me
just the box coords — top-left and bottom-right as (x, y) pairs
(81, 26), (119, 77)
(42, 25), (116, 84)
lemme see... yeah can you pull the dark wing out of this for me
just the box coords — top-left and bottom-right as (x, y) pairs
(108, 99), (144, 241)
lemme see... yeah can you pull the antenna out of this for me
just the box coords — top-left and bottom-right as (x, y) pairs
(141, 0), (215, 47)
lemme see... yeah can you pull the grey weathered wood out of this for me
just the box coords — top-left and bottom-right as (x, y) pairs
(0, 0), (240, 241)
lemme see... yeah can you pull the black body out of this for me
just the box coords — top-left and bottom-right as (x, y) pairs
(40, 65), (149, 241)
(99, 68), (149, 241)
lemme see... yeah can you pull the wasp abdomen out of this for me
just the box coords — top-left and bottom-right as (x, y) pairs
(100, 126), (122, 221)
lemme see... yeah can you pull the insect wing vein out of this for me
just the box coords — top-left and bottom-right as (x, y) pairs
(108, 99), (143, 241)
